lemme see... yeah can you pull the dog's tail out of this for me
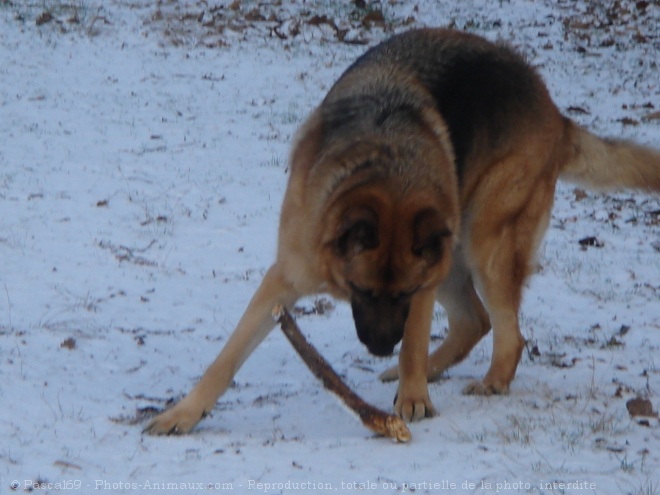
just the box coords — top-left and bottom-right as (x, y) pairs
(560, 119), (660, 192)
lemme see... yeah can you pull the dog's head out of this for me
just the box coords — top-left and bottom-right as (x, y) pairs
(324, 183), (458, 357)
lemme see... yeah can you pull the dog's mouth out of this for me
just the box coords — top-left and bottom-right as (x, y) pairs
(364, 340), (398, 357)
(350, 290), (409, 357)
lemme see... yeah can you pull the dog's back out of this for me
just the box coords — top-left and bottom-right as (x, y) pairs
(321, 29), (559, 186)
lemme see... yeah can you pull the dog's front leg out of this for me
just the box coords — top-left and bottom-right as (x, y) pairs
(145, 264), (298, 434)
(394, 288), (437, 422)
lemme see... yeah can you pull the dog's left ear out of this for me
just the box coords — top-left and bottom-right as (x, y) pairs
(335, 206), (379, 257)
(412, 209), (451, 265)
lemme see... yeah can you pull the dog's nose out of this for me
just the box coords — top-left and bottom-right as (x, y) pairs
(366, 341), (396, 357)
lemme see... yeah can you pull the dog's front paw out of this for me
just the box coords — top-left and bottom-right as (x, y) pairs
(143, 398), (209, 435)
(463, 378), (509, 396)
(394, 388), (436, 422)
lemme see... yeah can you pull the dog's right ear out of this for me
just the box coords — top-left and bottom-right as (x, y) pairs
(289, 110), (323, 176)
(335, 207), (379, 257)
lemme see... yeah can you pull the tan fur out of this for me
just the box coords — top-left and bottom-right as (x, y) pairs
(561, 120), (660, 191)
(146, 28), (660, 435)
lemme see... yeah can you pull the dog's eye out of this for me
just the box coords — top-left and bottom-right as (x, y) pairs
(412, 230), (449, 265)
(335, 207), (379, 258)
(348, 282), (374, 299)
(391, 287), (419, 302)
(412, 209), (451, 266)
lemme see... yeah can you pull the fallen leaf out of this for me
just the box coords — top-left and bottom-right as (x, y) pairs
(643, 110), (660, 121)
(579, 236), (604, 249)
(626, 398), (657, 418)
(616, 117), (639, 126)
(36, 11), (54, 26)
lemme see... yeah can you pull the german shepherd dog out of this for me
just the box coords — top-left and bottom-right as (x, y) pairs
(147, 28), (660, 434)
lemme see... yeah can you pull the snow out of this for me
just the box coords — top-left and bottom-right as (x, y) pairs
(0, 1), (658, 494)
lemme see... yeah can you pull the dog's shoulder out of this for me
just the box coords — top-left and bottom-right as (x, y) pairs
(326, 29), (553, 178)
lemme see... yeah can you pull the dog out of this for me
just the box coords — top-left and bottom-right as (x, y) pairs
(146, 28), (660, 434)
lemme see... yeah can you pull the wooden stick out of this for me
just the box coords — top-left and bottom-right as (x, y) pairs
(273, 305), (411, 443)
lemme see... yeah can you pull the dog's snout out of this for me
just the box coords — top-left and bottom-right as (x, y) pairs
(350, 293), (409, 356)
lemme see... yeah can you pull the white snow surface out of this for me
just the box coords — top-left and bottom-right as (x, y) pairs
(1, 1), (659, 494)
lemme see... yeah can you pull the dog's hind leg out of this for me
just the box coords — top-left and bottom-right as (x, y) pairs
(462, 161), (556, 395)
(379, 250), (490, 383)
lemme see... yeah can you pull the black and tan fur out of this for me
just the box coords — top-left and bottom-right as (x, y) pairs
(147, 28), (660, 434)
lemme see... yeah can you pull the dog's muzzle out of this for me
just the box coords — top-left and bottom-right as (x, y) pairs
(350, 295), (410, 357)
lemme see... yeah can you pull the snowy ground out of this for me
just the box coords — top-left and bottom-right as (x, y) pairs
(1, 1), (659, 494)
